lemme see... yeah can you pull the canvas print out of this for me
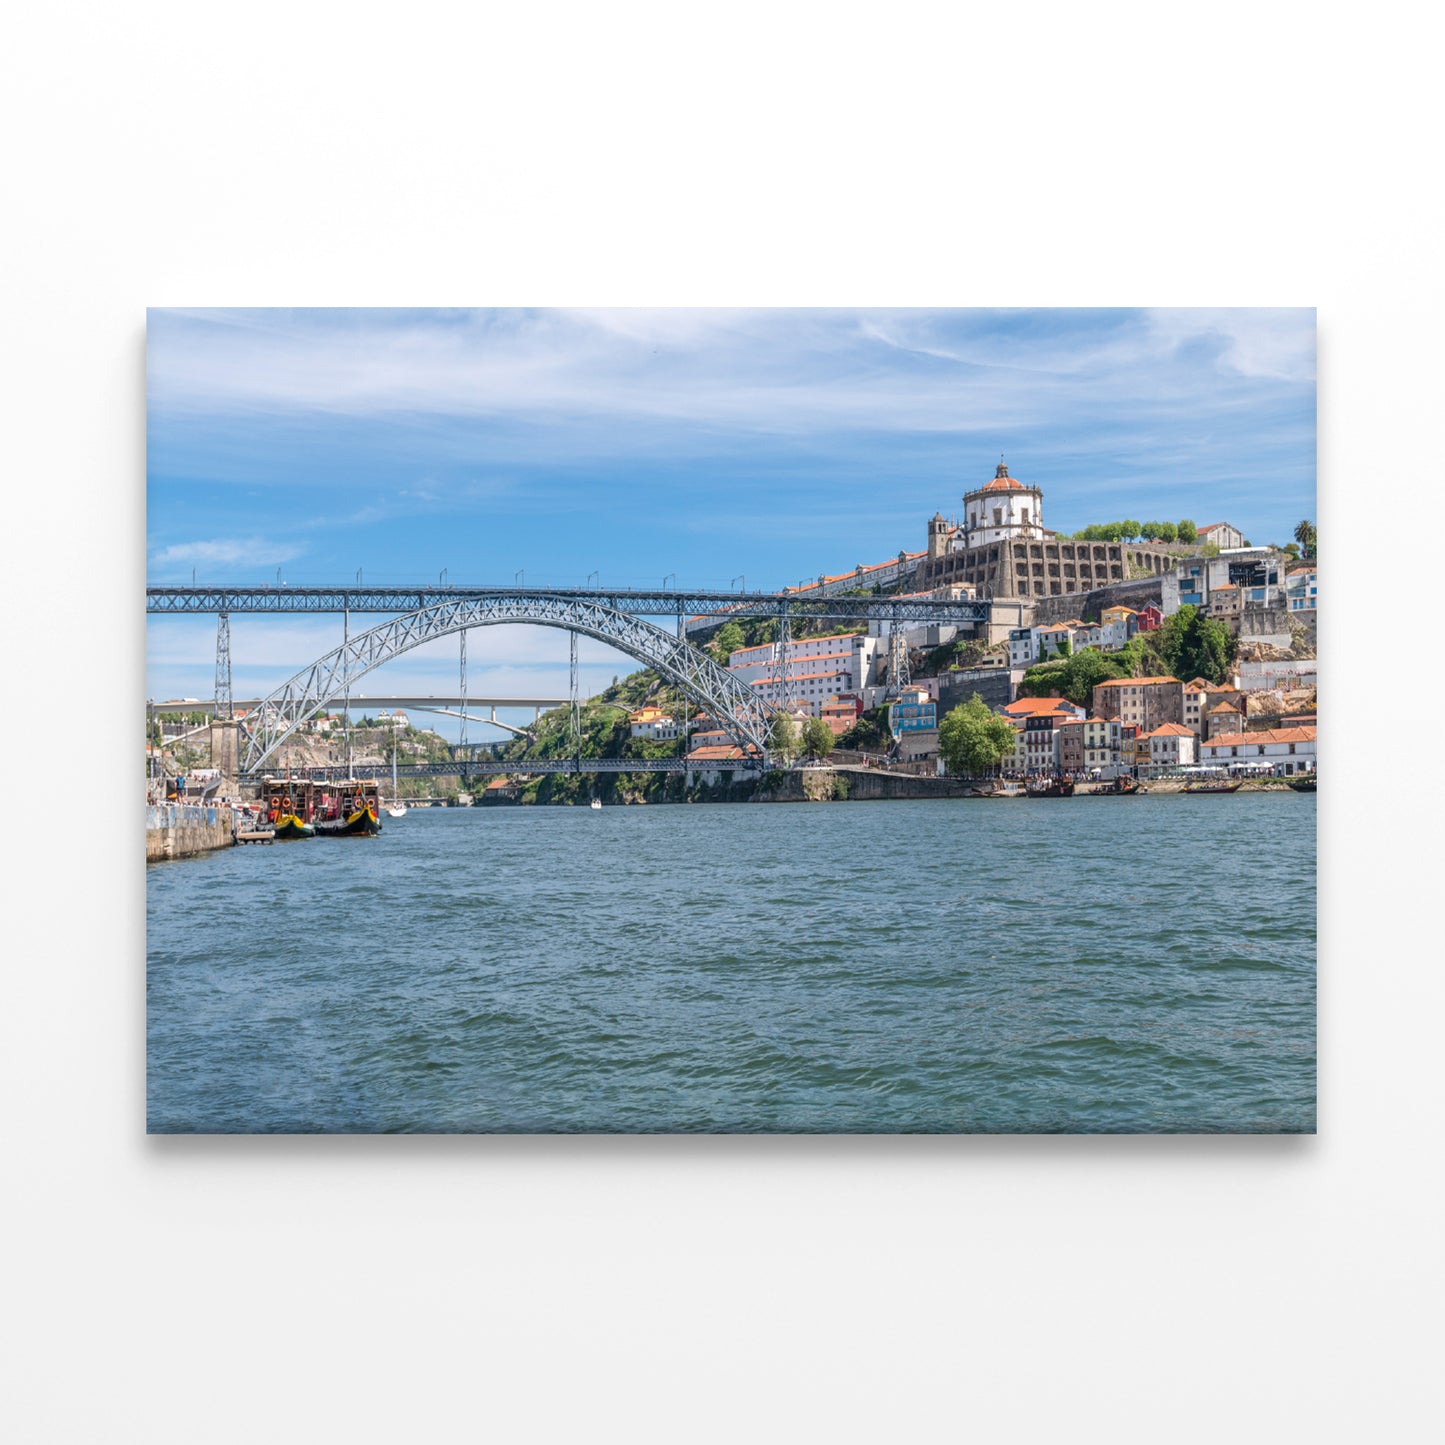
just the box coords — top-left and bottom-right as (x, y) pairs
(146, 308), (1316, 1132)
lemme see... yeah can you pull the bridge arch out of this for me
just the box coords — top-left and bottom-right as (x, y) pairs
(240, 595), (775, 772)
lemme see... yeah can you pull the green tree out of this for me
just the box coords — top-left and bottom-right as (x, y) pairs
(1178, 519), (1198, 543)
(713, 621), (745, 663)
(800, 717), (835, 761)
(1282, 542), (1301, 560)
(938, 694), (1018, 776)
(1157, 521), (1178, 543)
(1293, 519), (1317, 558)
(1158, 604), (1234, 684)
(768, 711), (798, 764)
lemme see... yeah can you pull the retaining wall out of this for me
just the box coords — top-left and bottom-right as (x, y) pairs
(146, 803), (236, 862)
(755, 768), (985, 802)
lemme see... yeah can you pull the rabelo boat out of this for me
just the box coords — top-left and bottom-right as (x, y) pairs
(314, 779), (382, 837)
(263, 779), (316, 839)
(1026, 777), (1075, 798)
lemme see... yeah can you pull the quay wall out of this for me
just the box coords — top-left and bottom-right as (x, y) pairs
(146, 803), (235, 862)
(755, 768), (984, 803)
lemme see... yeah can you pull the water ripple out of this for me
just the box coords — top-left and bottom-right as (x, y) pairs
(148, 795), (1316, 1132)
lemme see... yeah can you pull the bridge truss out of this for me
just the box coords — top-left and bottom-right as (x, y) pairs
(146, 583), (991, 627)
(239, 595), (776, 773)
(289, 758), (696, 780)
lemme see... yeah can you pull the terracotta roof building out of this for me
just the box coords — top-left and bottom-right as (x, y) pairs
(1090, 675), (1186, 732)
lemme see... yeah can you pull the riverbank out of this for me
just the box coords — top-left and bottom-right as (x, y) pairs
(472, 767), (1308, 806)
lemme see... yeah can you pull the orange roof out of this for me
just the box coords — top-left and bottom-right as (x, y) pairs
(1146, 722), (1196, 738)
(1205, 727), (1317, 748)
(685, 744), (747, 761)
(1208, 700), (1241, 713)
(1004, 697), (1080, 717)
(1093, 676), (1181, 689)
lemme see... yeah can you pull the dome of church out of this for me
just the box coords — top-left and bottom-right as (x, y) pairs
(978, 459), (1027, 492)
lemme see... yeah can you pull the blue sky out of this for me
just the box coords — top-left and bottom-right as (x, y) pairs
(146, 307), (1315, 732)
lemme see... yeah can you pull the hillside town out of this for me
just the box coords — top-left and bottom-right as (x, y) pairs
(663, 459), (1317, 786)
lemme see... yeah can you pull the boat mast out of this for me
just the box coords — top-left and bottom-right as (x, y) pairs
(343, 599), (352, 779)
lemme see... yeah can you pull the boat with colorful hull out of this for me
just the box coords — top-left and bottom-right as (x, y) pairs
(263, 780), (316, 839)
(314, 780), (382, 837)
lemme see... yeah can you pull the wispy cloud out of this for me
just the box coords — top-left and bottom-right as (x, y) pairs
(149, 537), (306, 571)
(146, 308), (1315, 467)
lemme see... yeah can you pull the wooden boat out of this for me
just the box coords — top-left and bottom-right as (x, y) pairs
(1182, 779), (1242, 794)
(314, 780), (382, 837)
(1286, 775), (1316, 792)
(1026, 778), (1075, 798)
(262, 779), (316, 839)
(1082, 776), (1140, 796)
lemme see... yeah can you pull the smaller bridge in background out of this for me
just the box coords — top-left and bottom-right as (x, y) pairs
(270, 758), (705, 780)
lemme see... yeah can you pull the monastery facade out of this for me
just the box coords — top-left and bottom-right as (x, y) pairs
(917, 460), (1187, 599)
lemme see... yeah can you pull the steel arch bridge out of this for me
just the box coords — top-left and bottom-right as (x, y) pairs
(240, 595), (775, 773)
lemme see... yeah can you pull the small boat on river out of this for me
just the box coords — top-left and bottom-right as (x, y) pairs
(387, 744), (407, 817)
(314, 780), (382, 837)
(1082, 775), (1141, 796)
(1183, 778), (1242, 794)
(1026, 777), (1075, 798)
(263, 779), (316, 839)
(1287, 774), (1316, 792)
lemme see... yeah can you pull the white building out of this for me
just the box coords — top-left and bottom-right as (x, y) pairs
(1198, 522), (1246, 550)
(954, 460), (1049, 551)
(628, 708), (680, 740)
(1145, 722), (1198, 770)
(1201, 726), (1317, 775)
(1235, 660), (1318, 692)
(728, 632), (881, 716)
(1285, 563), (1318, 613)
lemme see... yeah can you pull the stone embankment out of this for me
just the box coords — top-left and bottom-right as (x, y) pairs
(756, 767), (986, 803)
(146, 803), (236, 862)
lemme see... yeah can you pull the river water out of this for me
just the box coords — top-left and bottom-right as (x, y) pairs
(146, 795), (1316, 1132)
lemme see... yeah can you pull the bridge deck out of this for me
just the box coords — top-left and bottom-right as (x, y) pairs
(246, 757), (741, 780)
(147, 583), (990, 625)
